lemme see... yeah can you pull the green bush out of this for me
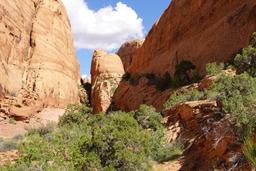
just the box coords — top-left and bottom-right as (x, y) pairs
(129, 73), (142, 86)
(58, 104), (92, 127)
(209, 73), (256, 135)
(83, 112), (153, 171)
(0, 135), (23, 152)
(155, 72), (173, 91)
(163, 66), (256, 136)
(0, 104), (182, 171)
(154, 141), (184, 163)
(127, 61), (201, 91)
(174, 60), (196, 86)
(26, 122), (56, 136)
(234, 32), (256, 76)
(132, 105), (183, 163)
(133, 105), (163, 130)
(243, 137), (256, 168)
(205, 62), (224, 76)
(163, 89), (204, 110)
(145, 72), (173, 91)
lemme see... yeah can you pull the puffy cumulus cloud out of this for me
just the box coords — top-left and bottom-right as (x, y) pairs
(62, 0), (144, 51)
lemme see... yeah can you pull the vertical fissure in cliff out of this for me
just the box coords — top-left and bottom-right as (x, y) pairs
(21, 0), (43, 93)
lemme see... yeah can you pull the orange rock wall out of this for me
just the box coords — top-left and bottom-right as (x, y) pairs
(0, 0), (80, 107)
(114, 0), (256, 111)
(117, 39), (144, 72)
(130, 0), (256, 76)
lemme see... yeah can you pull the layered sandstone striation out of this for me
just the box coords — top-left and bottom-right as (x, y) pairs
(114, 0), (256, 111)
(91, 50), (124, 113)
(130, 0), (256, 75)
(0, 0), (80, 115)
(163, 100), (250, 170)
(117, 39), (144, 71)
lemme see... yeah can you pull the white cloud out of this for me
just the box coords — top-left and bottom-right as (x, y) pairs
(62, 0), (144, 51)
(81, 74), (89, 79)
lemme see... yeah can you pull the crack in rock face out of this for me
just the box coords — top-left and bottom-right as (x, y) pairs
(0, 0), (80, 112)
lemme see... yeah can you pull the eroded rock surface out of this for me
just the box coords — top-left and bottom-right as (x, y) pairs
(117, 39), (144, 72)
(0, 0), (80, 115)
(164, 100), (250, 170)
(114, 0), (256, 112)
(129, 0), (256, 75)
(91, 50), (124, 113)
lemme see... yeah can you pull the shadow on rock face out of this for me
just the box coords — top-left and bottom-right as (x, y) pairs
(0, 85), (3, 99)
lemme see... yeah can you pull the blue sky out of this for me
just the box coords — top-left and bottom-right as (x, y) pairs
(63, 0), (171, 76)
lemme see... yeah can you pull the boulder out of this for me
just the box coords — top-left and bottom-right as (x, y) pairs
(91, 50), (124, 113)
(9, 106), (42, 121)
(164, 100), (247, 170)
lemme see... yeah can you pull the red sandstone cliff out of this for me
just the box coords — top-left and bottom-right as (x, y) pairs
(0, 0), (80, 109)
(114, 0), (256, 112)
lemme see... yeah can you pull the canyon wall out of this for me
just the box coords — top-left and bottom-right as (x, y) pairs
(114, 0), (256, 111)
(117, 39), (144, 72)
(0, 0), (80, 108)
(129, 0), (256, 76)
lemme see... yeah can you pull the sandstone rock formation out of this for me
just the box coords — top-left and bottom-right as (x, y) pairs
(117, 39), (144, 71)
(113, 78), (171, 112)
(91, 50), (124, 113)
(114, 0), (256, 112)
(129, 0), (256, 75)
(0, 0), (80, 115)
(0, 86), (3, 99)
(164, 100), (250, 170)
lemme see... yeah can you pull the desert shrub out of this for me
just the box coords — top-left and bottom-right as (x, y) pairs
(0, 135), (23, 152)
(132, 105), (184, 162)
(82, 112), (153, 171)
(234, 32), (256, 76)
(145, 72), (173, 91)
(16, 125), (87, 171)
(156, 72), (173, 91)
(251, 32), (256, 46)
(243, 137), (256, 168)
(174, 60), (196, 86)
(154, 141), (184, 163)
(58, 104), (92, 127)
(163, 89), (204, 110)
(127, 61), (201, 91)
(206, 62), (224, 76)
(0, 104), (182, 171)
(145, 73), (157, 83)
(133, 105), (163, 130)
(26, 122), (56, 136)
(129, 73), (142, 86)
(190, 70), (202, 83)
(209, 73), (256, 135)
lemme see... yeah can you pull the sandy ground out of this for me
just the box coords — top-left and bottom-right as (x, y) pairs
(0, 108), (65, 139)
(152, 160), (182, 171)
(0, 150), (19, 165)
